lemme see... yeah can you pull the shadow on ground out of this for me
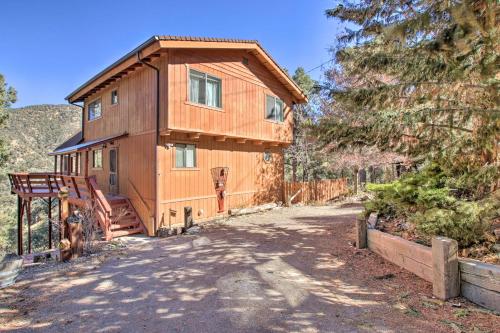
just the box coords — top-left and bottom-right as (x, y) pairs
(0, 206), (451, 332)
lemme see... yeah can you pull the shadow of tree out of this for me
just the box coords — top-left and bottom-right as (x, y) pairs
(1, 206), (443, 332)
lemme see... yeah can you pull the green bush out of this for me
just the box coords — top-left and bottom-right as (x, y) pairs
(411, 201), (492, 247)
(365, 163), (498, 247)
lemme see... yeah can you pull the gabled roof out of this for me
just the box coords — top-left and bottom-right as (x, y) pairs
(66, 36), (307, 104)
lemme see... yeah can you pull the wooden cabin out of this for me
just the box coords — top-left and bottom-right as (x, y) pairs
(10, 36), (307, 248)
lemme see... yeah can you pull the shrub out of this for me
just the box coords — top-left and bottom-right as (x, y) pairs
(365, 163), (498, 247)
(411, 201), (493, 247)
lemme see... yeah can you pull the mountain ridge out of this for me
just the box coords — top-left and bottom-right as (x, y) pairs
(0, 104), (81, 252)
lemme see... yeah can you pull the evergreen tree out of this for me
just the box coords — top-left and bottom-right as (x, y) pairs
(0, 74), (17, 165)
(317, 0), (499, 199)
(286, 68), (331, 181)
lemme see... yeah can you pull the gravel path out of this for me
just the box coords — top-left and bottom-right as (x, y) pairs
(1, 205), (498, 332)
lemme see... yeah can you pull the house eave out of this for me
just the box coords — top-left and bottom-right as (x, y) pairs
(65, 36), (308, 104)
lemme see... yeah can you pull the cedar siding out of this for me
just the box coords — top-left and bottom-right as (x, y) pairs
(65, 38), (303, 235)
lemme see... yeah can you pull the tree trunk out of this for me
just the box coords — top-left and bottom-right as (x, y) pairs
(353, 167), (359, 194)
(292, 157), (297, 182)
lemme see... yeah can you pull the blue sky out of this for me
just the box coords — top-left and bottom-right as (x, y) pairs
(0, 0), (342, 107)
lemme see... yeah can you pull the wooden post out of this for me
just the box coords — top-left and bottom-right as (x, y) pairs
(356, 216), (367, 249)
(58, 187), (69, 240)
(27, 198), (32, 254)
(84, 150), (89, 177)
(48, 197), (52, 249)
(58, 198), (62, 241)
(17, 196), (23, 255)
(69, 222), (83, 258)
(432, 237), (460, 300)
(54, 155), (58, 173)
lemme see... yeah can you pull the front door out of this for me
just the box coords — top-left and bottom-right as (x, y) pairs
(109, 148), (118, 194)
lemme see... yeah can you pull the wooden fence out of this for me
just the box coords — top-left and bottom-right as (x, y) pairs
(284, 179), (348, 205)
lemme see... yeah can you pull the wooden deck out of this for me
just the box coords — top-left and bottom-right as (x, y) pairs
(8, 172), (144, 255)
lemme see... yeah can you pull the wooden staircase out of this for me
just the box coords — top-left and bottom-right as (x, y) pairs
(8, 172), (146, 243)
(107, 196), (144, 238)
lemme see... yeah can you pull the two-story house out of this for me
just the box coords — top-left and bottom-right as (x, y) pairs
(48, 36), (307, 238)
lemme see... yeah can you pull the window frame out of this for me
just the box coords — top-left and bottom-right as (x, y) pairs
(174, 143), (197, 169)
(188, 68), (222, 109)
(111, 90), (119, 105)
(87, 98), (102, 121)
(265, 94), (285, 123)
(62, 155), (69, 173)
(92, 149), (103, 169)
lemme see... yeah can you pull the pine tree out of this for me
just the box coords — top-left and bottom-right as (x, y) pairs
(0, 74), (17, 166)
(317, 0), (499, 199)
(286, 68), (332, 181)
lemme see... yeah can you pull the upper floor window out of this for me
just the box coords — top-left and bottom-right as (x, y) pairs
(92, 149), (103, 169)
(88, 99), (102, 121)
(266, 95), (284, 122)
(111, 90), (118, 105)
(175, 144), (196, 168)
(189, 69), (222, 108)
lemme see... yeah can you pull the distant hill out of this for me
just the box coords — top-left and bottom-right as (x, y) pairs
(0, 104), (81, 252)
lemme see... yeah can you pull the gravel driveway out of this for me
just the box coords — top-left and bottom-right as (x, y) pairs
(1, 205), (497, 332)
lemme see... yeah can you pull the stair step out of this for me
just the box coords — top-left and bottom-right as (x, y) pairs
(110, 203), (129, 209)
(112, 211), (134, 219)
(113, 217), (139, 226)
(111, 227), (143, 237)
(111, 219), (139, 230)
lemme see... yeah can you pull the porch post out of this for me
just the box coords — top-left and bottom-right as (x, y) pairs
(59, 155), (63, 175)
(27, 198), (32, 254)
(17, 196), (23, 255)
(66, 154), (70, 175)
(85, 150), (89, 177)
(54, 155), (58, 174)
(76, 153), (80, 175)
(48, 197), (52, 249)
(58, 187), (69, 240)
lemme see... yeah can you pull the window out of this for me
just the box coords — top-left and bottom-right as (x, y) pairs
(92, 149), (103, 169)
(88, 99), (102, 120)
(62, 155), (69, 173)
(265, 95), (284, 122)
(175, 144), (196, 168)
(189, 69), (222, 108)
(263, 151), (272, 163)
(111, 90), (118, 105)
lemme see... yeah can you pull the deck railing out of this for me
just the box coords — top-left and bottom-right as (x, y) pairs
(8, 172), (113, 240)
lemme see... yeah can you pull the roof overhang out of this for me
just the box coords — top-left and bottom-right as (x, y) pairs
(66, 36), (308, 104)
(49, 132), (128, 156)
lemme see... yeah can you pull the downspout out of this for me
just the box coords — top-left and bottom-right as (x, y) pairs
(137, 52), (160, 235)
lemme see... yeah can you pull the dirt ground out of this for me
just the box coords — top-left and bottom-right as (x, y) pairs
(0, 205), (498, 333)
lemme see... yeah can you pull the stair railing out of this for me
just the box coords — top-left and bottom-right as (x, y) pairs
(87, 176), (113, 240)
